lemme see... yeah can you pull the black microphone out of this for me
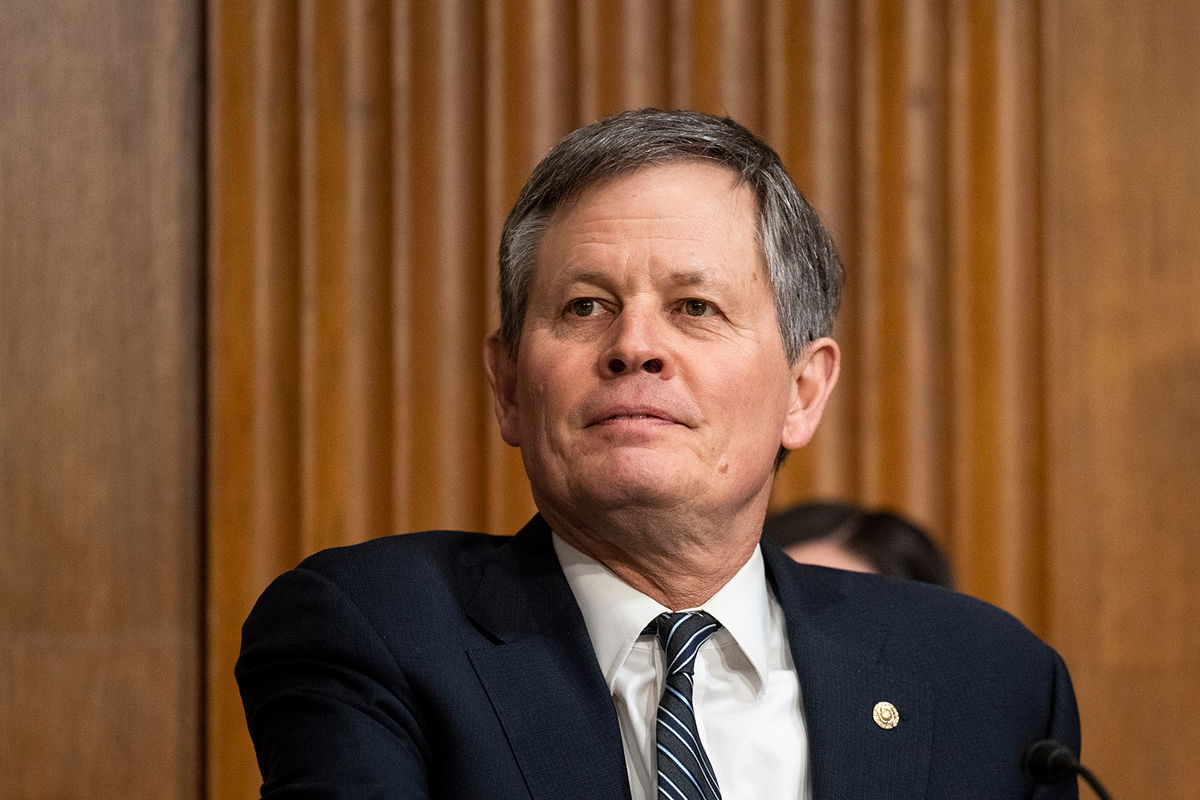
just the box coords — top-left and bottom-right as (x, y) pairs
(1023, 739), (1114, 800)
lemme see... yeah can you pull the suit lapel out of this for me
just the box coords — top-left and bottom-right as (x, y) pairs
(462, 522), (934, 799)
(763, 542), (933, 799)
(465, 516), (631, 800)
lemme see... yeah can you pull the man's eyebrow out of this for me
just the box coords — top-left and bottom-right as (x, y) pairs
(556, 269), (609, 286)
(553, 267), (726, 288)
(666, 268), (725, 288)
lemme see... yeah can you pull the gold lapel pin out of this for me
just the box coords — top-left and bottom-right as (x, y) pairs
(873, 701), (900, 729)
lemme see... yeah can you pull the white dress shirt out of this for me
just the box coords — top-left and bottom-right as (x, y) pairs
(553, 534), (811, 800)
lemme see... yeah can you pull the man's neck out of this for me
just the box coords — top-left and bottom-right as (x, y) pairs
(539, 503), (765, 610)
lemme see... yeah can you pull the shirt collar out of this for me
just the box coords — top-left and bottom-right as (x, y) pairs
(552, 532), (774, 695)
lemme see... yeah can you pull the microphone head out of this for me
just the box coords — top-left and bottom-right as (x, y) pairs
(1023, 739), (1079, 784)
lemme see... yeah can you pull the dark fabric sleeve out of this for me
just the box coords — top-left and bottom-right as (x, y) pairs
(235, 566), (431, 799)
(1032, 650), (1083, 800)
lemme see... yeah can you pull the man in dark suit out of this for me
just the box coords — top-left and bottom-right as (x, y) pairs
(238, 109), (1080, 799)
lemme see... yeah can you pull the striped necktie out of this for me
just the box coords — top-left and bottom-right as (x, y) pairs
(647, 611), (723, 800)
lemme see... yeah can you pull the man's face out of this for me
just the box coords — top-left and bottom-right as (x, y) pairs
(487, 161), (835, 522)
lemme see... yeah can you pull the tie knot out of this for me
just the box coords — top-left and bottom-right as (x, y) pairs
(647, 611), (722, 677)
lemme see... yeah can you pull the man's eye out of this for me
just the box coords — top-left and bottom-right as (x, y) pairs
(683, 299), (712, 317)
(568, 298), (599, 317)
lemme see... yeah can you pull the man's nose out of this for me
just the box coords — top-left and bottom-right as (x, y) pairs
(601, 307), (672, 378)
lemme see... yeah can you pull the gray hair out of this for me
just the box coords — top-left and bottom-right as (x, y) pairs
(497, 108), (843, 363)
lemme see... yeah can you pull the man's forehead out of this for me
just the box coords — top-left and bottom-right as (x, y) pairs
(527, 170), (766, 303)
(542, 162), (757, 238)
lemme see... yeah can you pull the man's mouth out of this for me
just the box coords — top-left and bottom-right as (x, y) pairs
(586, 406), (684, 427)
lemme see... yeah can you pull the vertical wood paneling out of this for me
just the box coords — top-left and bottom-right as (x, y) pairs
(1, 2), (202, 797)
(1042, 2), (1200, 795)
(297, 1), (396, 553)
(482, 1), (575, 533)
(206, 2), (1200, 797)
(852, 0), (955, 528)
(852, 0), (895, 507)
(945, 0), (983, 604)
(768, 0), (860, 504)
(403, 0), (490, 532)
(579, 0), (670, 117)
(986, 1), (1045, 624)
(944, 2), (1047, 621)
(207, 3), (305, 794)
(20, 1), (1198, 798)
(894, 0), (949, 528)
(390, 0), (417, 536)
(674, 2), (767, 129)
(714, 1), (767, 127)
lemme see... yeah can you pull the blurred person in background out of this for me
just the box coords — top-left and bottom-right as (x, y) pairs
(764, 501), (954, 588)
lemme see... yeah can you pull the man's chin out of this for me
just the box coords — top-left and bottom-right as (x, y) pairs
(529, 447), (708, 513)
(568, 462), (697, 512)
(584, 483), (685, 511)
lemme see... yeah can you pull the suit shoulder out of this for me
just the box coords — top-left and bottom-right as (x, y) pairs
(810, 561), (1024, 623)
(298, 528), (505, 568)
(893, 576), (1039, 643)
(788, 562), (1059, 668)
(856, 571), (1060, 674)
(286, 529), (508, 604)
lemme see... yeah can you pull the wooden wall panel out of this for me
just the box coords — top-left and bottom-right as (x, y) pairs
(942, 0), (1047, 625)
(482, 0), (578, 533)
(206, 5), (304, 792)
(206, 1), (1200, 797)
(0, 2), (203, 798)
(10, 1), (1195, 798)
(402, 0), (491, 533)
(763, 0), (859, 501)
(1042, 2), (1200, 796)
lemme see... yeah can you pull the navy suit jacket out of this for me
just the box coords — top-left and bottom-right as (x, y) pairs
(237, 515), (1080, 799)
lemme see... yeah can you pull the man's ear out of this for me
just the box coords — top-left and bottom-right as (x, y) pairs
(484, 332), (521, 446)
(781, 337), (840, 451)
